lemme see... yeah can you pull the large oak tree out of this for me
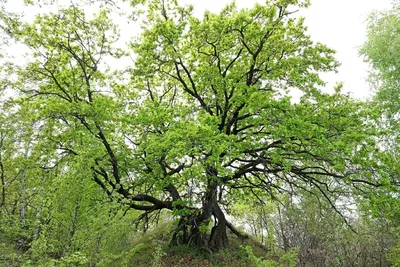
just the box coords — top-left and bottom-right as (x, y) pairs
(1, 0), (383, 252)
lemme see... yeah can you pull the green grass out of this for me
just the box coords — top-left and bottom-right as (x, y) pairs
(115, 222), (276, 267)
(0, 222), (296, 267)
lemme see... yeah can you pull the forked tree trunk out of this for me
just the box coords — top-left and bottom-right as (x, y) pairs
(208, 204), (228, 250)
(170, 204), (229, 252)
(170, 175), (229, 252)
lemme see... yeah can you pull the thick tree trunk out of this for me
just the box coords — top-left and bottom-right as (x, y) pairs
(171, 206), (229, 252)
(171, 172), (229, 252)
(208, 204), (228, 250)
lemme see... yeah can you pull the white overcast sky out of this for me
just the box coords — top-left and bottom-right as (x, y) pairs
(6, 0), (393, 99)
(302, 0), (392, 99)
(179, 0), (393, 99)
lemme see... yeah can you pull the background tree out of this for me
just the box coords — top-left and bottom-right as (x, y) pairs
(360, 0), (400, 226)
(361, 2), (400, 123)
(361, 2), (400, 264)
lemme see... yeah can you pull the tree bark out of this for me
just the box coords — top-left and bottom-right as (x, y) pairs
(171, 206), (229, 252)
(171, 172), (229, 252)
(0, 135), (6, 210)
(208, 203), (228, 250)
(0, 155), (5, 209)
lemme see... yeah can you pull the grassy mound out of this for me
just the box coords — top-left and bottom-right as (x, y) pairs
(110, 223), (298, 267)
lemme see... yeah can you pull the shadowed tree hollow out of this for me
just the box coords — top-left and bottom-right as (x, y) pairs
(1, 0), (383, 252)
